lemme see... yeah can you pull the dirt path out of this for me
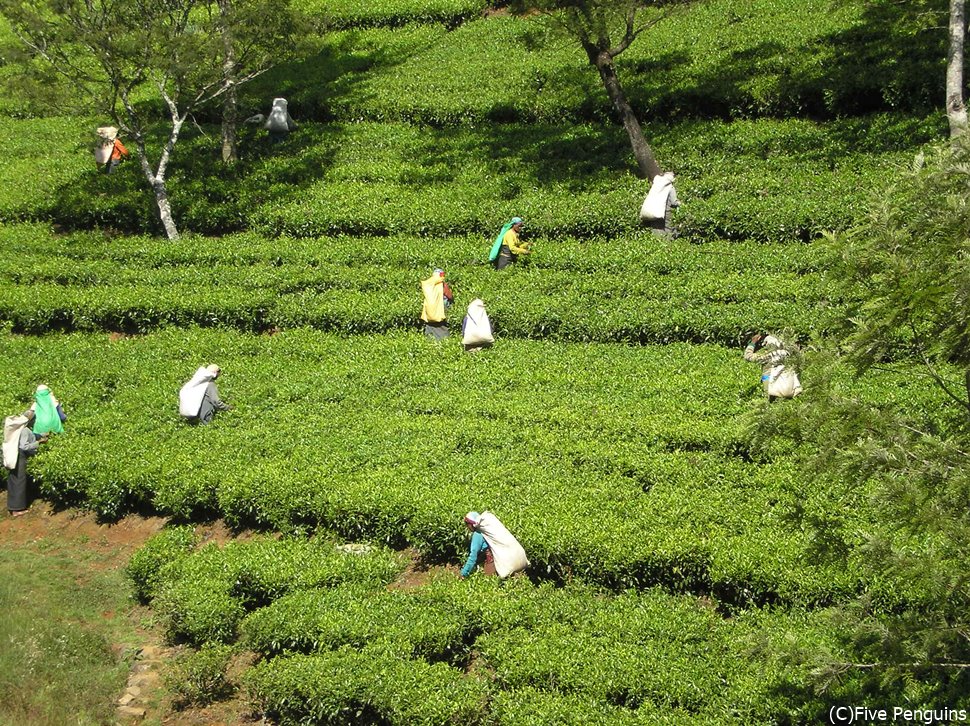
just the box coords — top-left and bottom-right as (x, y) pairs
(0, 504), (263, 724)
(1, 503), (457, 724)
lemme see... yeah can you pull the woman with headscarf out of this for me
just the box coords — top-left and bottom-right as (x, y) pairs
(459, 511), (529, 579)
(31, 384), (66, 436)
(179, 364), (232, 425)
(421, 268), (451, 340)
(489, 217), (530, 270)
(743, 333), (803, 402)
(3, 410), (47, 516)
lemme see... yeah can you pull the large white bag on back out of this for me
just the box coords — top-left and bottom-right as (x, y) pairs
(462, 299), (494, 347)
(639, 174), (673, 221)
(477, 511), (528, 578)
(766, 367), (802, 399)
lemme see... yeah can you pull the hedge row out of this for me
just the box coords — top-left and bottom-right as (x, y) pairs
(295, 0), (488, 29)
(4, 328), (946, 603)
(0, 115), (933, 240)
(4, 0), (942, 122)
(0, 225), (843, 343)
(128, 531), (404, 645)
(130, 539), (836, 723)
(234, 0), (945, 125)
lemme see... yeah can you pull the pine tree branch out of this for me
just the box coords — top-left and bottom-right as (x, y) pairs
(911, 322), (970, 414)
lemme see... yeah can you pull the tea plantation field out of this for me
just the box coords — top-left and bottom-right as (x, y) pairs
(0, 0), (956, 720)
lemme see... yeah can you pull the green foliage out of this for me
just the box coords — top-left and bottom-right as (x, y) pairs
(241, 586), (474, 663)
(0, 113), (936, 240)
(142, 535), (405, 644)
(125, 525), (200, 602)
(745, 141), (970, 703)
(0, 222), (845, 344)
(164, 642), (235, 708)
(3, 327), (947, 603)
(833, 140), (970, 373)
(234, 573), (838, 723)
(294, 0), (487, 29)
(245, 645), (491, 725)
(236, 0), (947, 124)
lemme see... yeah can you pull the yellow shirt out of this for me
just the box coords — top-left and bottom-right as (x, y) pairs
(502, 229), (530, 256)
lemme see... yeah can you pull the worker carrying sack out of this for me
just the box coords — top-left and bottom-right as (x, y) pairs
(476, 511), (529, 579)
(462, 298), (494, 347)
(639, 173), (675, 221)
(489, 219), (517, 263)
(94, 126), (118, 165)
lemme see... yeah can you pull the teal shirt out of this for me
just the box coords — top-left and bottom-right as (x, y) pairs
(461, 532), (489, 577)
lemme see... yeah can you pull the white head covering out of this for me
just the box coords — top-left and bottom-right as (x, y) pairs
(179, 366), (218, 418)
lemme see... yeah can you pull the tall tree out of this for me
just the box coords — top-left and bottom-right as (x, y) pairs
(1, 0), (293, 238)
(946, 0), (968, 138)
(748, 139), (970, 702)
(214, 0), (300, 164)
(218, 0), (240, 164)
(511, 0), (683, 179)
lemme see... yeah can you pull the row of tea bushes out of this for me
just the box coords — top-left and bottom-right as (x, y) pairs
(243, 0), (943, 123)
(1, 0), (945, 122)
(4, 328), (946, 602)
(0, 224), (841, 343)
(127, 530), (405, 644)
(131, 536), (838, 723)
(294, 0), (487, 29)
(0, 115), (926, 240)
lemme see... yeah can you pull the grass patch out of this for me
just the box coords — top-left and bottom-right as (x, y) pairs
(0, 539), (134, 725)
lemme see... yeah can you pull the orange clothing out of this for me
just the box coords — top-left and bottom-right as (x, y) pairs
(110, 139), (129, 162)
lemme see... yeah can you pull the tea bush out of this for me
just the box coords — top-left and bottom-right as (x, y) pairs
(294, 0), (487, 29)
(125, 525), (200, 602)
(0, 115), (934, 241)
(164, 643), (235, 708)
(5, 328), (948, 603)
(145, 536), (405, 644)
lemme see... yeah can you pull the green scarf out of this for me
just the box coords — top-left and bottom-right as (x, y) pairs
(489, 220), (516, 262)
(32, 389), (63, 435)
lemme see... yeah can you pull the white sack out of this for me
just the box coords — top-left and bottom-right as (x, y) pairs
(462, 299), (494, 346)
(2, 414), (28, 470)
(265, 98), (296, 133)
(477, 511), (528, 579)
(179, 367), (215, 417)
(639, 174), (673, 221)
(766, 367), (802, 399)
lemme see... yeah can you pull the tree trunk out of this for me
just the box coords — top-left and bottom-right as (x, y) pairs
(221, 80), (238, 164)
(593, 51), (661, 179)
(131, 141), (181, 241)
(947, 0), (968, 139)
(153, 179), (179, 240)
(219, 0), (238, 164)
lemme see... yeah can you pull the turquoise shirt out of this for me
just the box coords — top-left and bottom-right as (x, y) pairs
(461, 532), (489, 577)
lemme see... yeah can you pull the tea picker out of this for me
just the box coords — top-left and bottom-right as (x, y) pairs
(459, 511), (529, 579)
(179, 364), (233, 425)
